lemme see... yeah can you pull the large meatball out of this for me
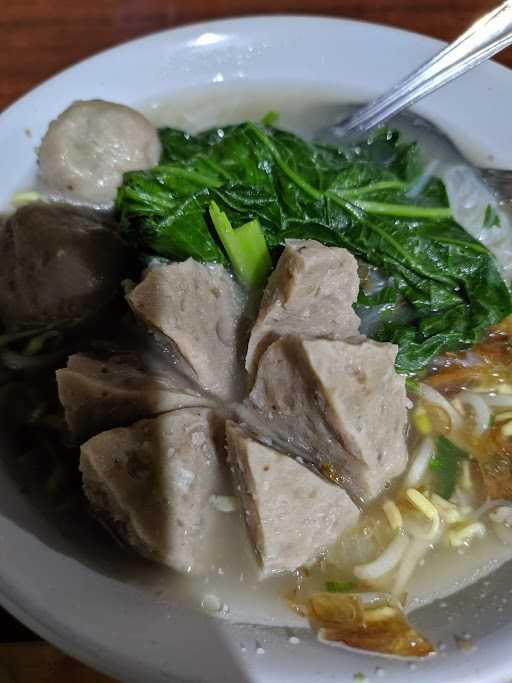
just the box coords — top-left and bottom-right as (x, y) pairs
(0, 203), (134, 331)
(38, 100), (161, 203)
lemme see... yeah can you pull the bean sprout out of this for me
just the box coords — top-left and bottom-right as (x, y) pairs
(448, 522), (486, 547)
(404, 438), (434, 488)
(429, 494), (463, 524)
(405, 489), (441, 539)
(418, 383), (462, 430)
(382, 500), (403, 531)
(354, 533), (410, 582)
(392, 536), (433, 597)
(455, 391), (491, 434)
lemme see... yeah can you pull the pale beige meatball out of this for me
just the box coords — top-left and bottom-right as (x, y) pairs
(38, 100), (161, 203)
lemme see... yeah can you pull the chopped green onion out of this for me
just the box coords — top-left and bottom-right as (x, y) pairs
(430, 436), (468, 500)
(209, 201), (272, 289)
(325, 580), (355, 593)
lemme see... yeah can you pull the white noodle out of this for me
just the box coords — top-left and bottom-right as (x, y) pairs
(354, 533), (410, 582)
(455, 391), (491, 434)
(448, 521), (486, 547)
(392, 536), (432, 597)
(403, 516), (439, 540)
(418, 383), (462, 430)
(404, 438), (434, 488)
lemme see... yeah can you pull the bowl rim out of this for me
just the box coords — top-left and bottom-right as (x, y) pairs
(1, 14), (512, 683)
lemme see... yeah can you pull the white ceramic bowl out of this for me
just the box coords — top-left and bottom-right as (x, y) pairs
(1, 16), (512, 683)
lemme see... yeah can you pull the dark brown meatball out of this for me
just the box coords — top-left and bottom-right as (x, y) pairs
(0, 203), (133, 331)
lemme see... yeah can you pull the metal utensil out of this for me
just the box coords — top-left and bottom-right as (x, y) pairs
(329, 1), (512, 141)
(320, 103), (512, 202)
(479, 168), (512, 198)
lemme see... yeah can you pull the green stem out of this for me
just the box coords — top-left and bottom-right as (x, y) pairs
(249, 124), (451, 221)
(246, 124), (457, 287)
(353, 200), (453, 220)
(339, 180), (408, 198)
(235, 219), (273, 289)
(327, 193), (456, 287)
(432, 236), (489, 254)
(198, 156), (234, 182)
(248, 124), (322, 201)
(209, 201), (271, 288)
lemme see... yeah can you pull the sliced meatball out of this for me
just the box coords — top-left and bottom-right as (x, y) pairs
(0, 203), (133, 331)
(127, 260), (247, 400)
(246, 239), (361, 376)
(226, 421), (359, 576)
(57, 353), (210, 442)
(249, 336), (408, 501)
(80, 408), (229, 574)
(38, 100), (161, 203)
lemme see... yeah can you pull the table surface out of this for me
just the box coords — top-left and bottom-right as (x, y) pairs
(2, 0), (512, 112)
(1, 0), (511, 679)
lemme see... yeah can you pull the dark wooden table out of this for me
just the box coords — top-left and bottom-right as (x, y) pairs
(2, 0), (512, 112)
(1, 0), (511, 680)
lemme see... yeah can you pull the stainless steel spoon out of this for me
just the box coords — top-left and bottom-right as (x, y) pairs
(322, 103), (512, 202)
(330, 1), (512, 140)
(479, 168), (512, 198)
(322, 2), (512, 199)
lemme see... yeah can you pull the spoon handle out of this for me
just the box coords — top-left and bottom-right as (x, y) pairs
(480, 167), (512, 200)
(333, 1), (512, 138)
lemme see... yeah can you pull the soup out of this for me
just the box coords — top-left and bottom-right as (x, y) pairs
(2, 85), (512, 658)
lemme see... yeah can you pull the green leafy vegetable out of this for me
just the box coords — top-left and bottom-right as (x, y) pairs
(325, 580), (356, 593)
(115, 165), (226, 263)
(208, 201), (272, 288)
(116, 122), (512, 374)
(430, 436), (468, 499)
